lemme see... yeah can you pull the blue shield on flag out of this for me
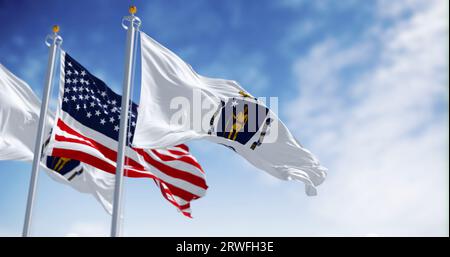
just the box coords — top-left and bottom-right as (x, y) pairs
(212, 97), (269, 146)
(45, 156), (83, 181)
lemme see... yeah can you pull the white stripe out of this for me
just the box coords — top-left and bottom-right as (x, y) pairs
(52, 126), (207, 197)
(151, 149), (205, 178)
(60, 111), (119, 149)
(167, 145), (189, 154)
(157, 148), (201, 166)
(159, 182), (190, 206)
(50, 140), (117, 168)
(127, 166), (206, 197)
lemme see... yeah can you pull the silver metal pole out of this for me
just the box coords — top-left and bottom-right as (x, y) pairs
(111, 6), (141, 237)
(22, 26), (62, 237)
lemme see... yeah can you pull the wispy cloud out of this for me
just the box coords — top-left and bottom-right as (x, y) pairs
(286, 0), (449, 236)
(64, 221), (109, 237)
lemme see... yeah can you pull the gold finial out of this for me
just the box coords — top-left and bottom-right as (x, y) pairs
(239, 90), (253, 98)
(52, 25), (60, 33)
(129, 5), (137, 15)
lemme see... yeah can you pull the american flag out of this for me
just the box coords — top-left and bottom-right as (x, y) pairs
(45, 52), (207, 217)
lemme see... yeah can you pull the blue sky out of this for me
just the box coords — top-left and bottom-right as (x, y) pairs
(0, 0), (448, 236)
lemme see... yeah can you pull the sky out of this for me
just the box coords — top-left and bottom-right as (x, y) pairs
(0, 0), (448, 236)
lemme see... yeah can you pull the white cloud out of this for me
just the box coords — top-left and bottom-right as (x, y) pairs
(280, 19), (323, 55)
(286, 0), (448, 236)
(198, 45), (269, 95)
(64, 221), (109, 237)
(276, 0), (360, 12)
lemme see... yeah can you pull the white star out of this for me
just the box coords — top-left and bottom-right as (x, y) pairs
(131, 121), (136, 127)
(72, 86), (78, 92)
(76, 104), (80, 111)
(86, 112), (92, 118)
(79, 86), (84, 92)
(81, 70), (86, 76)
(111, 100), (117, 105)
(83, 104), (87, 109)
(73, 78), (78, 84)
(85, 80), (90, 86)
(109, 117), (115, 123)
(111, 107), (117, 113)
(66, 78), (72, 84)
(95, 110), (101, 116)
(71, 96), (77, 101)
(114, 125), (119, 131)
(101, 91), (106, 97)
(103, 104), (108, 109)
(74, 70), (79, 75)
(63, 97), (69, 102)
(79, 95), (84, 100)
(68, 62), (72, 67)
(232, 100), (239, 107)
(90, 102), (95, 107)
(66, 70), (72, 75)
(80, 78), (85, 84)
(84, 95), (89, 100)
(100, 118), (106, 125)
(65, 87), (70, 93)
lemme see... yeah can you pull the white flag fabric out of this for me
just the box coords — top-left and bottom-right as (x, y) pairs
(134, 32), (327, 195)
(0, 63), (53, 161)
(0, 63), (113, 213)
(42, 152), (114, 214)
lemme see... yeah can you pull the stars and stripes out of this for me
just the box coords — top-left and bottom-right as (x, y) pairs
(45, 52), (207, 217)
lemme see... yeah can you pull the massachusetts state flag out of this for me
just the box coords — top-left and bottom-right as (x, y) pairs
(133, 32), (326, 196)
(45, 52), (207, 217)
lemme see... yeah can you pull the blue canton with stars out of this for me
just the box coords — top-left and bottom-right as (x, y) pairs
(61, 53), (138, 145)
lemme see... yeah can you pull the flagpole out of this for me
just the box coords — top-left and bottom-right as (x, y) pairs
(22, 25), (62, 237)
(111, 6), (141, 237)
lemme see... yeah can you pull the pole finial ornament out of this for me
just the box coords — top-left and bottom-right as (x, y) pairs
(52, 25), (60, 34)
(129, 5), (137, 15)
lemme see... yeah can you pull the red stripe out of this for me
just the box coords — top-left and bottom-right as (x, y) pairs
(124, 169), (200, 202)
(167, 149), (188, 156)
(53, 118), (206, 214)
(134, 148), (208, 190)
(52, 148), (116, 173)
(175, 144), (189, 152)
(51, 147), (201, 202)
(152, 149), (204, 173)
(159, 185), (191, 210)
(158, 182), (192, 218)
(54, 133), (146, 172)
(57, 119), (207, 189)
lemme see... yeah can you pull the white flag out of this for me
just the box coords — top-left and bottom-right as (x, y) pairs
(133, 32), (327, 195)
(0, 63), (53, 161)
(0, 63), (113, 213)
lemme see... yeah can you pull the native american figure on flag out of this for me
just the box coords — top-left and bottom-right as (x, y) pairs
(213, 96), (269, 148)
